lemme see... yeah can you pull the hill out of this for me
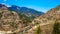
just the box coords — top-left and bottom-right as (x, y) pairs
(0, 4), (44, 34)
(26, 5), (60, 34)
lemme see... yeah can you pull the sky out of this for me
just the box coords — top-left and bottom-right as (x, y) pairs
(0, 0), (60, 13)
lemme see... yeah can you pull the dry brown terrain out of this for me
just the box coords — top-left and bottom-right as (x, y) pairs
(0, 4), (60, 34)
(26, 5), (60, 34)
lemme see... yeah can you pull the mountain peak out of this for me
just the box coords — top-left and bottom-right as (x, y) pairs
(8, 5), (44, 17)
(56, 5), (60, 9)
(47, 5), (60, 13)
(0, 4), (6, 7)
(57, 5), (60, 7)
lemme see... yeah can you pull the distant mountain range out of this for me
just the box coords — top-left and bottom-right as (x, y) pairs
(8, 5), (44, 17)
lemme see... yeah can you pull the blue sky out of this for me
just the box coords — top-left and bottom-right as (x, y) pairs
(0, 0), (60, 12)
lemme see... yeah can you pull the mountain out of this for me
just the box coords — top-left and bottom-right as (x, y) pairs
(0, 4), (44, 34)
(8, 5), (44, 27)
(26, 5), (60, 34)
(1, 4), (60, 34)
(8, 5), (44, 17)
(0, 4), (21, 34)
(8, 5), (44, 26)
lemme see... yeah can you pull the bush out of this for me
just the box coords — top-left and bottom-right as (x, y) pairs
(35, 26), (41, 34)
(0, 13), (2, 18)
(52, 20), (60, 34)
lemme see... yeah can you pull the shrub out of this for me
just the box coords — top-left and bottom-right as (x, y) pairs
(0, 13), (2, 18)
(52, 20), (60, 34)
(35, 26), (41, 34)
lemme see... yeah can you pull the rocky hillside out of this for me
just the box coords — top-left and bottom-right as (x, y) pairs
(26, 5), (60, 34)
(0, 4), (44, 34)
(0, 4), (60, 34)
(0, 4), (31, 34)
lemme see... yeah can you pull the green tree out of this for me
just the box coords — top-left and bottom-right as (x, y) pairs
(35, 26), (41, 34)
(52, 21), (60, 34)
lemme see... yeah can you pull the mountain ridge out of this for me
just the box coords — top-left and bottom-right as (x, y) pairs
(0, 4), (60, 34)
(8, 5), (44, 17)
(0, 4), (44, 34)
(26, 5), (60, 34)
